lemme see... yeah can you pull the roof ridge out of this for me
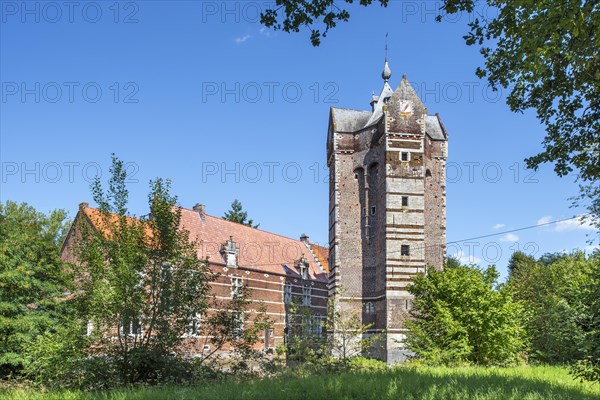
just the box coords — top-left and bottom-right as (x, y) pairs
(332, 106), (371, 113)
(179, 206), (307, 245)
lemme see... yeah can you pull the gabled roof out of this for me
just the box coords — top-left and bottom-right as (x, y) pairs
(69, 203), (328, 283)
(179, 208), (328, 282)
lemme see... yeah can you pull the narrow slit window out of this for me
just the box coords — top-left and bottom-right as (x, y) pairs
(402, 196), (409, 207)
(370, 206), (376, 215)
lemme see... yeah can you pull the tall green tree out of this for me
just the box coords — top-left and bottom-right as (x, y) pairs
(260, 0), (600, 228)
(507, 251), (595, 364)
(406, 261), (525, 366)
(0, 201), (70, 377)
(73, 155), (213, 384)
(223, 199), (259, 228)
(573, 250), (600, 383)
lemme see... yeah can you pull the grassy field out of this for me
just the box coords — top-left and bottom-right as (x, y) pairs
(2, 365), (598, 400)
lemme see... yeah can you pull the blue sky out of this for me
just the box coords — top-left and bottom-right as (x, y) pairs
(1, 1), (597, 279)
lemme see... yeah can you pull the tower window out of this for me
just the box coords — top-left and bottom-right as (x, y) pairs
(401, 245), (410, 257)
(370, 206), (376, 215)
(402, 196), (409, 207)
(401, 152), (410, 162)
(365, 302), (375, 314)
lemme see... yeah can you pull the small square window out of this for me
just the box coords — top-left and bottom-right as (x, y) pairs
(401, 245), (410, 257)
(402, 196), (409, 207)
(401, 152), (409, 162)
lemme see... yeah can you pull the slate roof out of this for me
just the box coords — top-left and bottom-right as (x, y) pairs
(330, 108), (372, 132)
(425, 115), (447, 141)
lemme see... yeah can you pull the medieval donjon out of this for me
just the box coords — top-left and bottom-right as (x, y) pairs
(327, 58), (448, 363)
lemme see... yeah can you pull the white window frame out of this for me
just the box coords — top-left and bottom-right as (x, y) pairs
(284, 283), (292, 304)
(231, 276), (243, 298)
(302, 286), (312, 306)
(184, 313), (201, 338)
(121, 316), (142, 337)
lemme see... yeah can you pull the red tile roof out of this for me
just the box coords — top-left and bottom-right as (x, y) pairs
(310, 244), (330, 275)
(179, 207), (327, 282)
(76, 203), (328, 283)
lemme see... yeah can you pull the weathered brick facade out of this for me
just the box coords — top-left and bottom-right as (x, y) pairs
(327, 60), (448, 363)
(61, 203), (329, 357)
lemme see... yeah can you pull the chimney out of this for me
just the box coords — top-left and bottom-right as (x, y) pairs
(79, 202), (89, 210)
(300, 234), (309, 243)
(193, 203), (206, 221)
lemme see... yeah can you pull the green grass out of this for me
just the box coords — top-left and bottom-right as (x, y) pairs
(2, 365), (599, 400)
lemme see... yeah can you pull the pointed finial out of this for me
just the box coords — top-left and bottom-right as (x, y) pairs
(382, 33), (392, 81)
(385, 32), (388, 60)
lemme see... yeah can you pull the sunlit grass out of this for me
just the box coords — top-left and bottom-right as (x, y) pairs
(2, 365), (598, 400)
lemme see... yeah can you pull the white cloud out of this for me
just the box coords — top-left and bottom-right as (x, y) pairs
(259, 27), (273, 37)
(536, 215), (596, 232)
(500, 233), (519, 242)
(493, 223), (505, 230)
(452, 250), (482, 265)
(553, 218), (596, 232)
(235, 34), (251, 44)
(537, 216), (552, 225)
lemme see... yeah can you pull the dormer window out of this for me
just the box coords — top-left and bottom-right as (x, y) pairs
(221, 236), (238, 268)
(296, 255), (309, 280)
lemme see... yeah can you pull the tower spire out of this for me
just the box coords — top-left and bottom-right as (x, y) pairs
(382, 33), (391, 82)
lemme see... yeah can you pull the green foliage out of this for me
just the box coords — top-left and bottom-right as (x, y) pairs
(4, 366), (599, 400)
(406, 261), (525, 366)
(222, 200), (259, 228)
(279, 292), (382, 372)
(70, 155), (214, 385)
(571, 250), (600, 383)
(260, 0), (389, 46)
(508, 251), (595, 364)
(259, 0), (600, 227)
(0, 201), (70, 377)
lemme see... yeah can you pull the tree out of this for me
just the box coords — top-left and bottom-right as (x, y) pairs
(260, 0), (600, 228)
(280, 291), (382, 370)
(0, 201), (70, 377)
(72, 155), (213, 384)
(260, 0), (388, 46)
(507, 251), (595, 364)
(573, 250), (600, 383)
(223, 199), (259, 228)
(405, 261), (525, 366)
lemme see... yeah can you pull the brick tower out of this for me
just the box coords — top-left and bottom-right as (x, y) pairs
(327, 59), (448, 363)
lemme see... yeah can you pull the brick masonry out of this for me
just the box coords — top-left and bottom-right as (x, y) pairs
(327, 68), (448, 364)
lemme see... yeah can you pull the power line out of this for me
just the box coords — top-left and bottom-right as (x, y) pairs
(212, 215), (593, 268)
(447, 215), (589, 245)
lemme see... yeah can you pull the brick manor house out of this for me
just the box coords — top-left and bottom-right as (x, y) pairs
(61, 203), (329, 355)
(61, 58), (447, 363)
